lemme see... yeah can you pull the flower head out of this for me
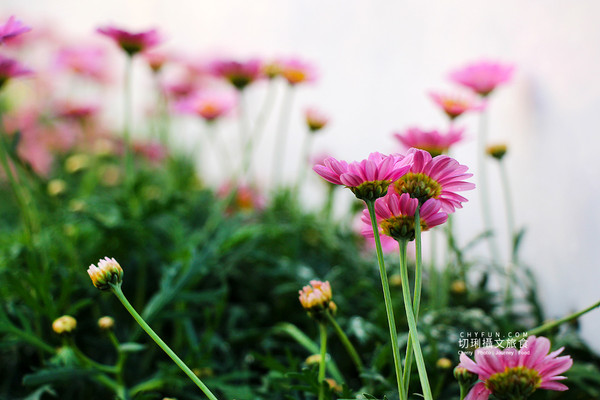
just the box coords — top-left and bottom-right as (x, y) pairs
(52, 315), (77, 334)
(459, 335), (573, 400)
(0, 16), (31, 44)
(313, 152), (412, 202)
(144, 50), (168, 73)
(487, 143), (508, 160)
(394, 127), (464, 157)
(305, 107), (328, 132)
(393, 148), (474, 212)
(279, 58), (317, 86)
(362, 192), (447, 242)
(299, 280), (332, 311)
(175, 90), (237, 122)
(54, 45), (110, 82)
(429, 91), (485, 120)
(54, 101), (98, 122)
(87, 257), (123, 290)
(97, 25), (161, 56)
(209, 58), (263, 90)
(449, 60), (515, 97)
(0, 55), (33, 89)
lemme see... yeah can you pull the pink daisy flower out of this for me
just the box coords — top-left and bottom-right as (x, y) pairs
(209, 58), (263, 90)
(429, 91), (485, 120)
(0, 16), (31, 45)
(392, 148), (475, 212)
(362, 192), (447, 242)
(305, 107), (328, 132)
(97, 25), (161, 56)
(449, 60), (515, 97)
(54, 45), (111, 82)
(459, 335), (573, 399)
(54, 101), (99, 122)
(313, 152), (412, 201)
(0, 55), (33, 89)
(174, 90), (237, 122)
(279, 58), (317, 86)
(394, 126), (464, 157)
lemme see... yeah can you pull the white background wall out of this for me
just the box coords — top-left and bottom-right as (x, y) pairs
(4, 1), (600, 351)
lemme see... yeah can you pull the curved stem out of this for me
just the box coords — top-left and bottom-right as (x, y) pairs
(325, 312), (363, 372)
(318, 322), (328, 400)
(110, 284), (219, 400)
(399, 240), (433, 400)
(528, 299), (600, 336)
(365, 200), (406, 400)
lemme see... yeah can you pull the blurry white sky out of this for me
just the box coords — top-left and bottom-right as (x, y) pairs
(4, 1), (600, 351)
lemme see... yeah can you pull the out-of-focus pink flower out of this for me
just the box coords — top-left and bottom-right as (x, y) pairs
(133, 140), (167, 165)
(305, 107), (328, 132)
(217, 182), (266, 213)
(175, 90), (237, 122)
(97, 25), (161, 56)
(429, 91), (485, 120)
(209, 58), (263, 90)
(393, 148), (474, 212)
(0, 16), (31, 45)
(54, 101), (99, 122)
(279, 58), (317, 85)
(143, 50), (168, 73)
(313, 152), (412, 201)
(459, 335), (572, 399)
(0, 55), (33, 89)
(54, 45), (110, 82)
(394, 127), (464, 157)
(449, 60), (515, 97)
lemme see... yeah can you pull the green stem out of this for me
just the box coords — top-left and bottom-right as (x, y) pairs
(110, 284), (219, 400)
(294, 129), (313, 196)
(322, 184), (336, 221)
(459, 384), (469, 400)
(271, 85), (295, 188)
(499, 159), (517, 314)
(399, 240), (433, 400)
(528, 299), (600, 336)
(237, 89), (251, 181)
(123, 55), (134, 184)
(365, 200), (406, 400)
(318, 322), (327, 400)
(325, 312), (363, 372)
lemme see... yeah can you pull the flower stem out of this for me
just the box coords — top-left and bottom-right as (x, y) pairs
(294, 129), (313, 197)
(528, 299), (600, 336)
(365, 200), (406, 400)
(110, 284), (219, 400)
(123, 55), (134, 185)
(318, 322), (328, 400)
(499, 158), (517, 313)
(271, 85), (295, 188)
(399, 240), (433, 400)
(325, 312), (363, 372)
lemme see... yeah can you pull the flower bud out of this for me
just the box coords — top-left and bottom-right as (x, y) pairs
(325, 378), (342, 393)
(52, 315), (77, 334)
(65, 154), (90, 173)
(305, 354), (322, 365)
(486, 144), (508, 160)
(88, 257), (123, 290)
(454, 366), (478, 387)
(451, 280), (467, 294)
(299, 280), (332, 311)
(436, 357), (453, 369)
(98, 316), (115, 330)
(47, 179), (67, 196)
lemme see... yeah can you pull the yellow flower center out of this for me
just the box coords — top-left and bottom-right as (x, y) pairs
(485, 366), (542, 400)
(394, 173), (442, 204)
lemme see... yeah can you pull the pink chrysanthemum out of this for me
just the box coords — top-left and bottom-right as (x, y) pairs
(175, 90), (237, 122)
(449, 60), (515, 97)
(0, 16), (31, 45)
(305, 107), (328, 132)
(54, 45), (111, 82)
(459, 335), (573, 400)
(209, 58), (263, 90)
(54, 101), (98, 121)
(0, 55), (33, 89)
(392, 148), (474, 213)
(361, 192), (447, 242)
(298, 280), (332, 311)
(97, 25), (161, 56)
(313, 152), (412, 201)
(429, 91), (485, 120)
(394, 127), (464, 157)
(279, 58), (317, 86)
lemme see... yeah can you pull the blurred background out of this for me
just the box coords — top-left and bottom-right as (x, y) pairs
(3, 0), (599, 352)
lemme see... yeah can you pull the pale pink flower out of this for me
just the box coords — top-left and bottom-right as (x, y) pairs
(143, 50), (168, 73)
(54, 45), (110, 82)
(209, 58), (263, 90)
(0, 16), (31, 45)
(0, 55), (33, 89)
(305, 107), (328, 132)
(429, 91), (485, 120)
(394, 127), (464, 157)
(175, 90), (237, 122)
(133, 140), (168, 165)
(313, 152), (412, 201)
(393, 148), (474, 212)
(459, 335), (573, 399)
(54, 101), (99, 121)
(299, 280), (332, 310)
(449, 60), (515, 97)
(279, 58), (317, 85)
(97, 25), (161, 56)
(217, 182), (266, 213)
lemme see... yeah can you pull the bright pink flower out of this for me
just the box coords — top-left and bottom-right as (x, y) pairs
(459, 335), (573, 399)
(449, 60), (515, 97)
(54, 45), (110, 82)
(97, 25), (161, 56)
(279, 58), (317, 85)
(313, 152), (412, 201)
(394, 127), (464, 157)
(393, 148), (474, 212)
(305, 107), (328, 132)
(0, 55), (32, 89)
(174, 90), (236, 122)
(0, 16), (31, 44)
(209, 58), (263, 90)
(429, 91), (485, 120)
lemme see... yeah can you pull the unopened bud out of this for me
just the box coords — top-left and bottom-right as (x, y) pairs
(87, 257), (123, 290)
(454, 366), (478, 387)
(98, 316), (115, 331)
(486, 144), (508, 160)
(436, 357), (453, 369)
(52, 315), (77, 334)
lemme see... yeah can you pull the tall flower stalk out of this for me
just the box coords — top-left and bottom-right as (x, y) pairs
(271, 85), (295, 187)
(317, 322), (328, 400)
